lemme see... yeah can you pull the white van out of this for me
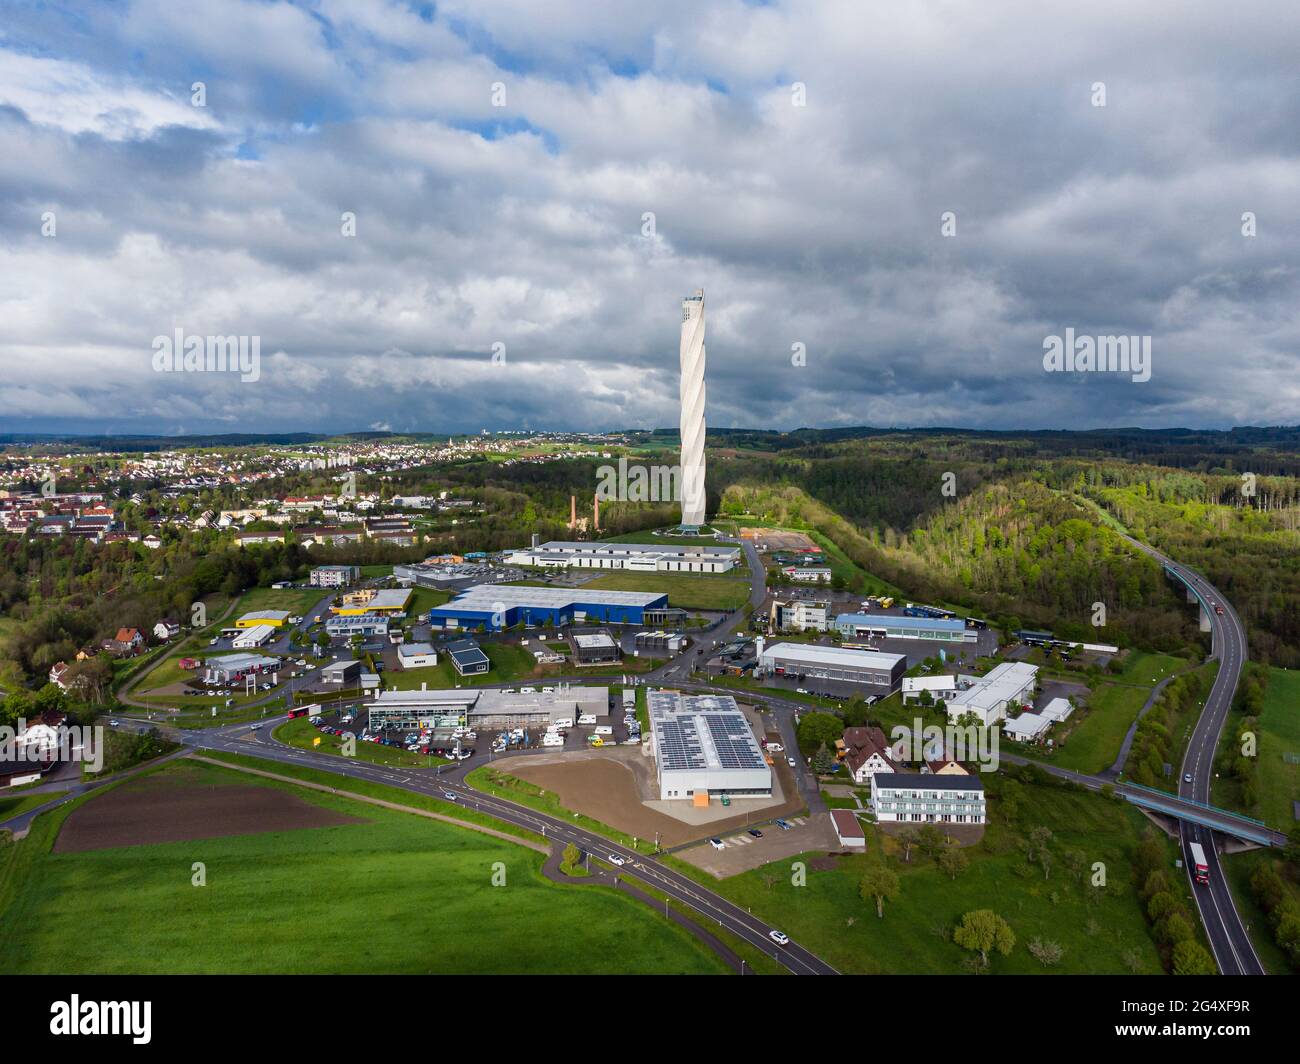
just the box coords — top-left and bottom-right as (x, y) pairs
(553, 717), (574, 729)
(594, 725), (613, 736)
(577, 714), (597, 726)
(541, 733), (564, 747)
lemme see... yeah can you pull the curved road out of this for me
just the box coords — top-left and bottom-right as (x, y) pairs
(184, 715), (837, 975)
(1121, 536), (1265, 975)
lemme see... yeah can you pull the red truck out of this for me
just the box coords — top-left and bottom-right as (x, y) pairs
(1189, 841), (1210, 885)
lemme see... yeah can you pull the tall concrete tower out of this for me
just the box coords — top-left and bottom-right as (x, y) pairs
(679, 288), (707, 528)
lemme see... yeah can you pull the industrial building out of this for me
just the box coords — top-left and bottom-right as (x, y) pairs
(781, 566), (831, 583)
(397, 642), (438, 669)
(770, 598), (830, 632)
(202, 653), (279, 684)
(944, 662), (1039, 726)
(871, 772), (986, 825)
(235, 610), (289, 629)
(367, 684), (608, 731)
(331, 588), (412, 616)
(1001, 696), (1074, 743)
(232, 624), (276, 649)
(426, 585), (668, 632)
(321, 659), (363, 685)
(647, 689), (771, 802)
(834, 612), (977, 644)
(504, 540), (738, 574)
(569, 629), (621, 666)
(446, 638), (490, 675)
(758, 641), (906, 689)
(324, 612), (390, 638)
(310, 565), (359, 587)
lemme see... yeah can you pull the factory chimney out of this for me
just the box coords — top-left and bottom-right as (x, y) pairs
(592, 492), (600, 532)
(569, 495), (576, 529)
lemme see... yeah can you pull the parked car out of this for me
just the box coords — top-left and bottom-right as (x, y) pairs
(747, 829), (763, 839)
(709, 838), (725, 850)
(775, 818), (791, 830)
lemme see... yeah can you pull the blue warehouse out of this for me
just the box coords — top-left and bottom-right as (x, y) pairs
(427, 584), (669, 632)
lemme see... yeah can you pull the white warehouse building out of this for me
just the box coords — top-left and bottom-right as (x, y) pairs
(944, 662), (1039, 727)
(759, 641), (906, 689)
(648, 689), (771, 802)
(504, 540), (739, 574)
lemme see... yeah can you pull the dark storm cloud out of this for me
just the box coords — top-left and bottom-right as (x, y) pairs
(0, 0), (1297, 435)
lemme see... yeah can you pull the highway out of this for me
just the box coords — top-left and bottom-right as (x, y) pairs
(1121, 536), (1266, 975)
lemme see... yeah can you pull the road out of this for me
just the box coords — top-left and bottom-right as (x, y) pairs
(182, 714), (837, 976)
(1121, 536), (1266, 975)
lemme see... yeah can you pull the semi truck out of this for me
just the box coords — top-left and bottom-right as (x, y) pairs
(1189, 841), (1210, 885)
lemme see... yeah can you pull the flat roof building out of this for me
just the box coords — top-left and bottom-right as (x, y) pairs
(834, 612), (976, 643)
(324, 612), (390, 638)
(331, 588), (413, 616)
(759, 641), (906, 689)
(829, 809), (867, 848)
(321, 659), (363, 685)
(647, 689), (771, 801)
(203, 653), (279, 683)
(505, 540), (739, 574)
(232, 624), (276, 648)
(427, 585), (668, 632)
(446, 638), (490, 675)
(569, 629), (621, 665)
(945, 661), (1038, 727)
(397, 642), (438, 669)
(310, 565), (359, 587)
(368, 685), (608, 731)
(870, 771), (986, 825)
(235, 609), (290, 628)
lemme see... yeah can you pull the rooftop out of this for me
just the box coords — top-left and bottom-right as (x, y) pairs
(761, 642), (905, 671)
(431, 584), (667, 612)
(648, 690), (767, 774)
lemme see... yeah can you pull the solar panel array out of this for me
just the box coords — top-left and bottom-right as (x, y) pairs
(648, 690), (766, 772)
(702, 713), (766, 770)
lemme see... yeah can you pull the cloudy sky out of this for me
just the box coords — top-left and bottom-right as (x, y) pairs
(1, 0), (1298, 436)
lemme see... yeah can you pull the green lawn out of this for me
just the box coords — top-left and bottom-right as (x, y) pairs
(1047, 683), (1151, 774)
(1110, 652), (1188, 686)
(705, 774), (1173, 974)
(1248, 667), (1300, 830)
(577, 571), (751, 610)
(0, 759), (726, 975)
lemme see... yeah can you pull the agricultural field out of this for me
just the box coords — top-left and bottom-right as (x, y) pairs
(703, 773), (1174, 975)
(0, 759), (727, 975)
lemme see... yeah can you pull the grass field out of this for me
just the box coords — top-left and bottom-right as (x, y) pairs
(703, 773), (1173, 974)
(1220, 848), (1299, 974)
(0, 759), (727, 975)
(1109, 652), (1188, 686)
(577, 571), (750, 610)
(1216, 663), (1300, 827)
(1048, 683), (1151, 774)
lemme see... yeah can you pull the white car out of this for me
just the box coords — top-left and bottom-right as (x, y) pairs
(787, 757), (797, 767)
(768, 930), (790, 946)
(709, 838), (725, 850)
(766, 743), (783, 753)
(607, 854), (627, 866)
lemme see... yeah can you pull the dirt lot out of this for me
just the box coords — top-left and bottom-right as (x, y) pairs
(507, 748), (809, 849)
(738, 528), (818, 550)
(54, 769), (365, 852)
